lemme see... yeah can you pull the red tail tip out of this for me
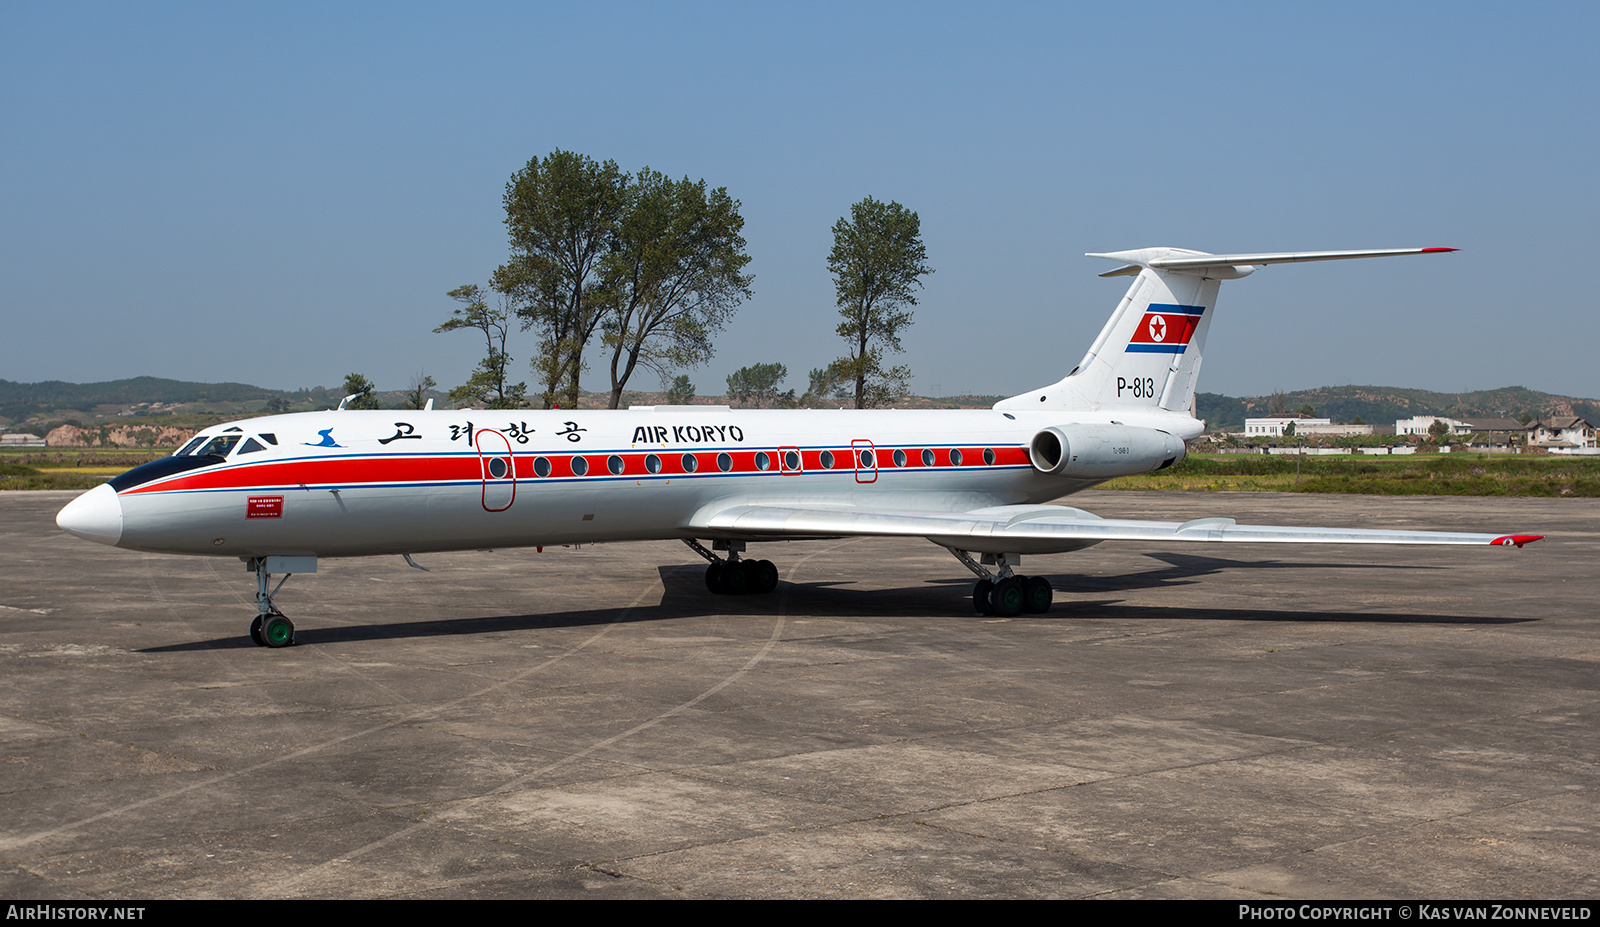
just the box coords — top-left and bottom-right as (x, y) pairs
(1491, 534), (1543, 548)
(1420, 247), (1459, 253)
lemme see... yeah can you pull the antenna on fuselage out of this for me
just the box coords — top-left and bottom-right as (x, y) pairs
(336, 392), (366, 411)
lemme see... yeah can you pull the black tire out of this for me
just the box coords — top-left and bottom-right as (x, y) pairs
(973, 579), (995, 614)
(1022, 576), (1053, 614)
(720, 561), (750, 595)
(740, 559), (764, 593)
(753, 560), (779, 594)
(989, 577), (1024, 617)
(261, 614), (295, 648)
(249, 615), (265, 647)
(705, 562), (724, 594)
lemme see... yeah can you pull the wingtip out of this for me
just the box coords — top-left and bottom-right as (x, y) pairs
(1491, 534), (1543, 548)
(1421, 247), (1459, 253)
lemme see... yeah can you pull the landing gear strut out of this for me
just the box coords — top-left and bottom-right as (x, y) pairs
(247, 556), (300, 647)
(945, 548), (1053, 617)
(684, 539), (779, 595)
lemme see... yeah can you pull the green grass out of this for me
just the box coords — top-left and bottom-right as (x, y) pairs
(0, 449), (169, 491)
(1102, 453), (1600, 496)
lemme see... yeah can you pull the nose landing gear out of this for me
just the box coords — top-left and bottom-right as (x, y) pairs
(245, 556), (314, 647)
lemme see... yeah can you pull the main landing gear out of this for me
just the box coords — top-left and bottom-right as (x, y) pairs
(246, 556), (309, 647)
(946, 548), (1053, 617)
(684, 539), (779, 595)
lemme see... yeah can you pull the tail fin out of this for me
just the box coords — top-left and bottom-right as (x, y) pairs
(995, 247), (1455, 415)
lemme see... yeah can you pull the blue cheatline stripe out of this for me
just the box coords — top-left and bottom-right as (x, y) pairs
(1125, 344), (1187, 354)
(1146, 303), (1206, 316)
(128, 464), (1041, 496)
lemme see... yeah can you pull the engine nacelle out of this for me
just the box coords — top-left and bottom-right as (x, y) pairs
(1028, 424), (1185, 479)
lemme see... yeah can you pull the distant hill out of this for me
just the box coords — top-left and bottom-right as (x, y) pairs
(0, 377), (347, 432)
(0, 376), (1006, 432)
(1198, 385), (1600, 433)
(0, 376), (275, 408)
(3, 376), (1594, 439)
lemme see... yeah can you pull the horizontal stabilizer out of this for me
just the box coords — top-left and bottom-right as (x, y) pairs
(1087, 247), (1457, 276)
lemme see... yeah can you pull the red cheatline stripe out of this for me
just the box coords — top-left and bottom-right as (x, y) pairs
(124, 445), (1035, 494)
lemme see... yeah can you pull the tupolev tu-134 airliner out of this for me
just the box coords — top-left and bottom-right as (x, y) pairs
(57, 246), (1541, 647)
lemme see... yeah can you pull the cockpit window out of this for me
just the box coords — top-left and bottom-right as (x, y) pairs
(196, 435), (242, 457)
(237, 437), (267, 455)
(176, 437), (207, 457)
(108, 455), (226, 491)
(258, 433), (277, 446)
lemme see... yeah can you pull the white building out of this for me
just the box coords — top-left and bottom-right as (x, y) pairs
(1530, 417), (1598, 450)
(1396, 416), (1473, 436)
(1243, 416), (1331, 437)
(1300, 423), (1375, 436)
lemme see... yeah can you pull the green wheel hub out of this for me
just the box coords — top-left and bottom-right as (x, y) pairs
(261, 614), (295, 648)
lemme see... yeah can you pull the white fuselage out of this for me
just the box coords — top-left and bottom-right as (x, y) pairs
(88, 406), (1195, 558)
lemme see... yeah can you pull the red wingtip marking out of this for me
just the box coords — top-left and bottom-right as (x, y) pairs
(1421, 247), (1459, 253)
(1491, 534), (1543, 548)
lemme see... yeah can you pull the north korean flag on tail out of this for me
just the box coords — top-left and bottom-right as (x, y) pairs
(1126, 303), (1205, 353)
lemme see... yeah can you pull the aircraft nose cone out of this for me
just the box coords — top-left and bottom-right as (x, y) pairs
(57, 483), (123, 546)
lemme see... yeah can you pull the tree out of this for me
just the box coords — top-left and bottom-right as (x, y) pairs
(664, 374), (696, 405)
(598, 170), (753, 409)
(435, 284), (527, 408)
(264, 396), (290, 414)
(1298, 404), (1316, 418)
(827, 197), (932, 408)
(1282, 420), (1297, 438)
(1268, 391), (1288, 414)
(341, 373), (380, 410)
(497, 151), (628, 409)
(403, 372), (437, 411)
(726, 362), (791, 408)
(800, 366), (846, 408)
(1428, 418), (1451, 441)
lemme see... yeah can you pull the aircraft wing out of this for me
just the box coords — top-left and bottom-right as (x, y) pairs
(685, 502), (1542, 551)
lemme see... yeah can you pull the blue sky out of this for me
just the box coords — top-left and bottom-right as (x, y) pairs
(3, 1), (1596, 402)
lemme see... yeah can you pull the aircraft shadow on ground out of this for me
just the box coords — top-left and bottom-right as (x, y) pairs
(921, 551), (1430, 595)
(140, 557), (1525, 653)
